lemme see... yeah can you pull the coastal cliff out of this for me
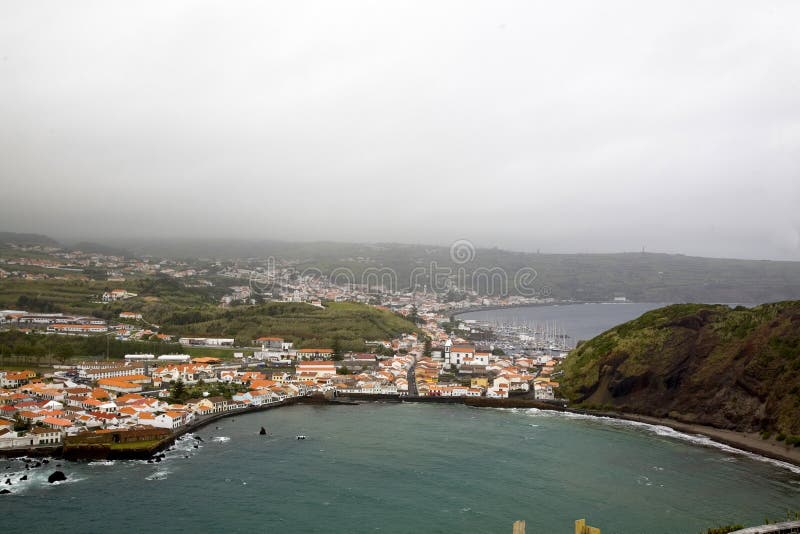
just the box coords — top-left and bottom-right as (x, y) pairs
(561, 302), (800, 439)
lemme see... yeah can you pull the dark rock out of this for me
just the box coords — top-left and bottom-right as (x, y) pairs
(193, 445), (199, 449)
(32, 462), (41, 468)
(19, 475), (27, 481)
(0, 489), (11, 495)
(4, 478), (10, 485)
(155, 457), (161, 463)
(259, 427), (267, 435)
(47, 471), (67, 483)
(42, 459), (49, 464)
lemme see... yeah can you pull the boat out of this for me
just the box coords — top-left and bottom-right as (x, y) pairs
(259, 427), (267, 435)
(296, 435), (307, 440)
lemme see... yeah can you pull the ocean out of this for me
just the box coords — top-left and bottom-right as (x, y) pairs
(2, 403), (799, 533)
(3, 303), (797, 533)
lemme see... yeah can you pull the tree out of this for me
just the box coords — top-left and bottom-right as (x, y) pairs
(423, 338), (432, 357)
(13, 413), (30, 433)
(332, 338), (343, 361)
(409, 306), (420, 324)
(492, 348), (505, 356)
(55, 344), (74, 364)
(171, 379), (186, 403)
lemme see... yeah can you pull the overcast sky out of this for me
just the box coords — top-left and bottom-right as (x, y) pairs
(1, 1), (798, 259)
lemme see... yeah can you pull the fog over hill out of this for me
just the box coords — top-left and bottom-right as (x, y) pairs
(2, 232), (800, 304)
(1, 2), (799, 260)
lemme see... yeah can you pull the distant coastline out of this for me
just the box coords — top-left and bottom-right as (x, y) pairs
(452, 301), (576, 317)
(451, 300), (658, 318)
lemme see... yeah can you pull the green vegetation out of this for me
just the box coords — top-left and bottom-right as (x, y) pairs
(145, 301), (418, 352)
(167, 378), (248, 403)
(0, 330), (182, 362)
(561, 302), (800, 437)
(108, 440), (162, 451)
(0, 274), (224, 318)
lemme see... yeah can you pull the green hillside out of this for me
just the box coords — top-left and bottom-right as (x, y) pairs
(143, 301), (417, 351)
(561, 302), (800, 439)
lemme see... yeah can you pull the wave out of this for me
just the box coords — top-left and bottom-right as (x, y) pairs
(146, 470), (169, 481)
(212, 436), (230, 443)
(521, 408), (800, 474)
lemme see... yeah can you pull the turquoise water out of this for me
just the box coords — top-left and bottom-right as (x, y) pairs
(2, 403), (798, 533)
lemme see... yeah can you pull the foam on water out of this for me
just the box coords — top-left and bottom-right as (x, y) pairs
(212, 436), (230, 443)
(0, 457), (75, 495)
(146, 470), (170, 481)
(521, 408), (800, 474)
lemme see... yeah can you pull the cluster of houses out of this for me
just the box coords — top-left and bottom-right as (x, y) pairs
(0, 309), (173, 343)
(1, 305), (565, 452)
(329, 355), (414, 395)
(0, 359), (312, 450)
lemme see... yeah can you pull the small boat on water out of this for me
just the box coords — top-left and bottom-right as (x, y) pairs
(259, 427), (267, 435)
(296, 435), (307, 440)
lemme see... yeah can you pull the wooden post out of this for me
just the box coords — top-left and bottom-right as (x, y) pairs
(512, 520), (526, 534)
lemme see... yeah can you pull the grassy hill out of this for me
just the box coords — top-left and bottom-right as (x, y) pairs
(561, 302), (800, 440)
(144, 300), (418, 351)
(0, 273), (417, 352)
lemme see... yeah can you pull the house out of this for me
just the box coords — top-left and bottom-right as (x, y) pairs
(153, 411), (187, 430)
(474, 351), (491, 366)
(0, 427), (63, 448)
(191, 357), (222, 365)
(295, 361), (336, 379)
(347, 353), (378, 364)
(82, 365), (145, 380)
(444, 341), (476, 367)
(97, 379), (143, 394)
(102, 289), (136, 302)
(205, 396), (230, 414)
(296, 348), (334, 360)
(178, 337), (234, 347)
(470, 377), (489, 389)
(1, 370), (36, 388)
(254, 336), (285, 350)
(41, 417), (75, 432)
(119, 311), (143, 320)
(534, 383), (554, 400)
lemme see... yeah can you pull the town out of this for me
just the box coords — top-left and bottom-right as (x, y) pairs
(1, 310), (564, 454)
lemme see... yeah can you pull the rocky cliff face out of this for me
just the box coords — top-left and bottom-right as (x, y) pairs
(561, 302), (800, 435)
